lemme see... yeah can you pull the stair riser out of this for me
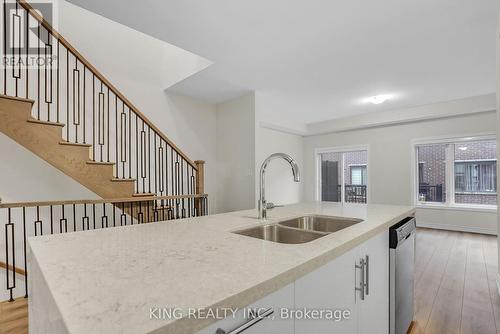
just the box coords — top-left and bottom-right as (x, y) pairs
(0, 96), (136, 199)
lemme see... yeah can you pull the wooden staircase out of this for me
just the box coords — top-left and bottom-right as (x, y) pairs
(0, 0), (210, 314)
(0, 95), (137, 198)
(0, 0), (205, 200)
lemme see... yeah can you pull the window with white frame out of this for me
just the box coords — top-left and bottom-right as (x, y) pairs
(318, 149), (368, 204)
(415, 137), (496, 207)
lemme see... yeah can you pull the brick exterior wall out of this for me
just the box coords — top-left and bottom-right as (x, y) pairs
(418, 140), (496, 205)
(320, 151), (367, 185)
(344, 151), (367, 184)
(418, 144), (446, 194)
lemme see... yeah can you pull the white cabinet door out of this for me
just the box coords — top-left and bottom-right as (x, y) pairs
(295, 246), (358, 334)
(196, 283), (294, 334)
(357, 231), (389, 334)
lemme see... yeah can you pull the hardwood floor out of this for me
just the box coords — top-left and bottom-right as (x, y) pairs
(0, 298), (27, 334)
(412, 228), (499, 334)
(0, 228), (497, 334)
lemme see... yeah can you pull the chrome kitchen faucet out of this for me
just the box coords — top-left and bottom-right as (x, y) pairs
(258, 153), (300, 220)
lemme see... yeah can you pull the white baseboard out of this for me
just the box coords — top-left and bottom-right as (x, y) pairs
(416, 221), (497, 235)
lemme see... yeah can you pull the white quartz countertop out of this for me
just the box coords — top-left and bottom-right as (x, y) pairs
(28, 202), (414, 334)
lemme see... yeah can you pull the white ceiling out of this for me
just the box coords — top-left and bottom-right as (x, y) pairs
(66, 0), (500, 124)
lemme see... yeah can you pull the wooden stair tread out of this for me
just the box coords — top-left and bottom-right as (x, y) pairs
(86, 161), (115, 166)
(27, 118), (65, 127)
(111, 178), (136, 182)
(0, 93), (34, 104)
(133, 192), (156, 197)
(59, 141), (92, 147)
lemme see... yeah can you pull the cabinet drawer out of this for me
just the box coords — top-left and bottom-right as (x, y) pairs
(196, 283), (294, 334)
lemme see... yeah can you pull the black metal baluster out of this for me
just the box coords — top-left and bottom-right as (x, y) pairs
(115, 95), (118, 177)
(45, 30), (52, 121)
(148, 126), (151, 194)
(141, 121), (146, 192)
(107, 87), (110, 162)
(12, 3), (20, 97)
(165, 142), (169, 196)
(60, 205), (66, 233)
(92, 203), (96, 229)
(181, 159), (185, 218)
(112, 204), (116, 227)
(56, 40), (59, 121)
(138, 201), (143, 224)
(136, 115), (139, 193)
(128, 106), (131, 180)
(120, 202), (126, 226)
(121, 102), (127, 178)
(83, 66), (86, 143)
(83, 203), (89, 231)
(5, 208), (15, 301)
(25, 7), (29, 99)
(92, 75), (95, 160)
(72, 204), (76, 231)
(154, 133), (157, 195)
(158, 142), (164, 196)
(102, 203), (107, 228)
(3, 0), (7, 95)
(73, 60), (80, 142)
(170, 147), (174, 197)
(66, 48), (69, 139)
(34, 206), (42, 236)
(175, 153), (180, 218)
(130, 201), (134, 225)
(98, 83), (104, 161)
(22, 207), (27, 297)
(49, 205), (53, 234)
(37, 20), (40, 119)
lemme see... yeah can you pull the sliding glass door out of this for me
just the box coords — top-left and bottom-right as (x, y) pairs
(318, 148), (368, 204)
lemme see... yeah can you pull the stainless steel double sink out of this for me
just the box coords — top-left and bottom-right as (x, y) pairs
(234, 215), (363, 244)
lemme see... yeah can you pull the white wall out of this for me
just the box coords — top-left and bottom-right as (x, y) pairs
(496, 9), (500, 270)
(255, 126), (304, 206)
(304, 111), (497, 234)
(59, 1), (218, 210)
(58, 0), (211, 89)
(216, 93), (255, 213)
(213, 92), (305, 213)
(254, 93), (305, 206)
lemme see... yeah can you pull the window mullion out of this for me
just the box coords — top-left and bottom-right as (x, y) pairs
(341, 153), (345, 204)
(446, 144), (455, 206)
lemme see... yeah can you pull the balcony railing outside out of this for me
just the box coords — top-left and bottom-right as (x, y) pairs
(418, 184), (444, 203)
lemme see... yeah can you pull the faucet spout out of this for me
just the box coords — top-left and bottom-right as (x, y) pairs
(258, 153), (301, 220)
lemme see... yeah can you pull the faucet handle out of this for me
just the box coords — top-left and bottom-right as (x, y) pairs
(265, 202), (283, 210)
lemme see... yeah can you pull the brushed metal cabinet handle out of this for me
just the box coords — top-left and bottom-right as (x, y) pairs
(216, 308), (274, 334)
(365, 255), (369, 296)
(355, 258), (365, 301)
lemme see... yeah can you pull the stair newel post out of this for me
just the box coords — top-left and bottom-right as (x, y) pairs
(194, 160), (205, 216)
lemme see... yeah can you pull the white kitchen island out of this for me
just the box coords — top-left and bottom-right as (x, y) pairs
(28, 202), (414, 334)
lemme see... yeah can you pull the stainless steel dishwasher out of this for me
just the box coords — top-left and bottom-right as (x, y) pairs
(389, 217), (416, 334)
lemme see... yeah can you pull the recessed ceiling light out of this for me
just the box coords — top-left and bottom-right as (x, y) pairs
(364, 94), (392, 105)
(458, 146), (468, 151)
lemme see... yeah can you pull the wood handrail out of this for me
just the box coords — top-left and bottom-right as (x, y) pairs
(0, 261), (26, 276)
(17, 0), (198, 171)
(0, 194), (208, 209)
